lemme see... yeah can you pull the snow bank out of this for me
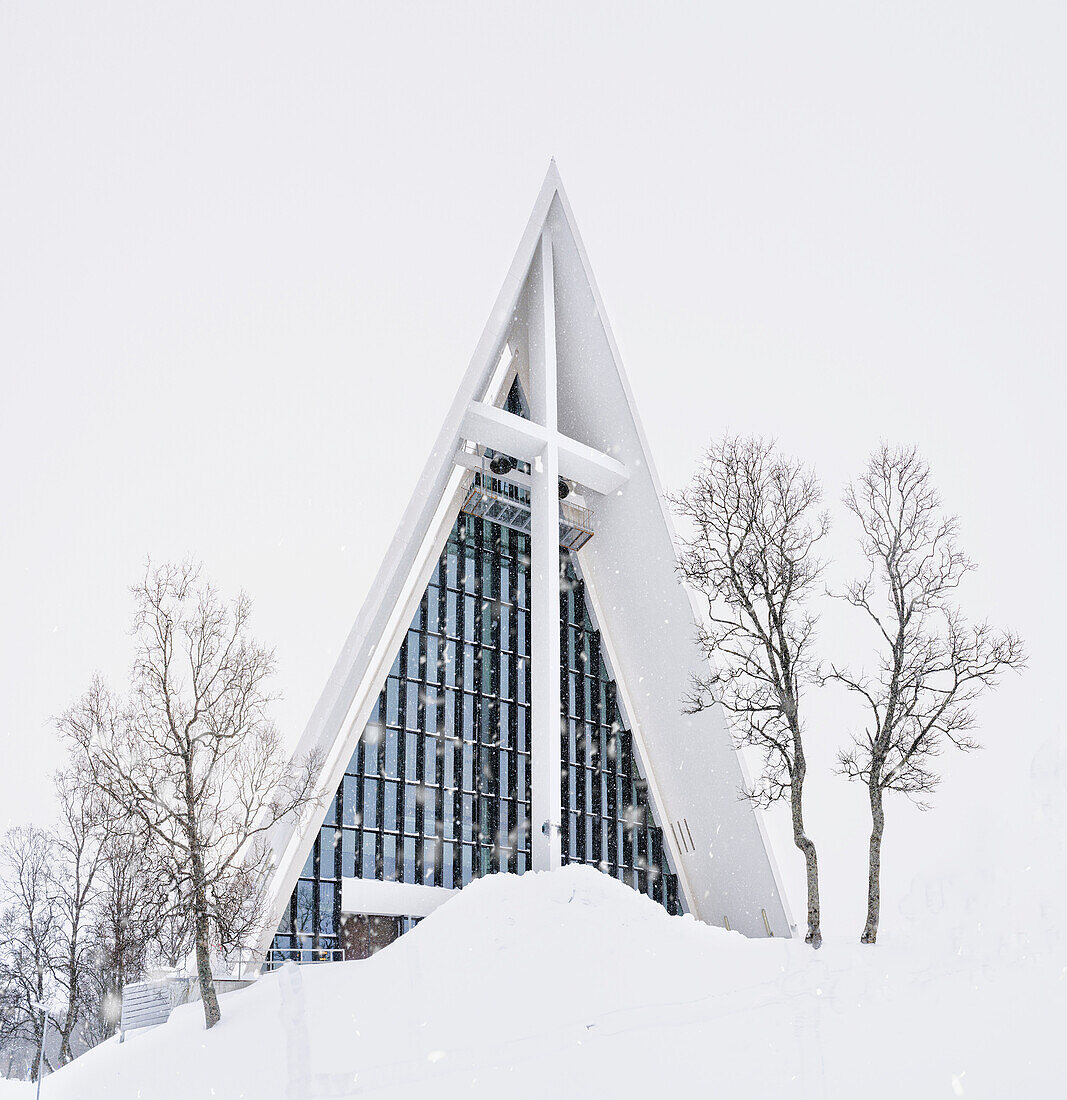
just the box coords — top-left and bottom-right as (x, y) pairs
(27, 865), (1062, 1098)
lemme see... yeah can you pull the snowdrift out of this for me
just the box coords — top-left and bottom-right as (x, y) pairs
(19, 865), (1062, 1098)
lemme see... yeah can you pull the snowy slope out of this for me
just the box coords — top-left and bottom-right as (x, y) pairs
(24, 864), (1063, 1099)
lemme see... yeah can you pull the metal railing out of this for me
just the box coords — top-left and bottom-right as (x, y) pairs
(119, 974), (199, 1040)
(264, 945), (345, 971)
(120, 949), (344, 1039)
(460, 470), (594, 551)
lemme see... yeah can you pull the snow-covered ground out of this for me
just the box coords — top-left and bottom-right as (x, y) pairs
(9, 863), (1060, 1099)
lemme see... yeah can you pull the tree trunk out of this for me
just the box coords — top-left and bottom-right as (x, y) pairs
(32, 958), (53, 1077)
(790, 773), (822, 948)
(861, 782), (885, 943)
(58, 913), (81, 1064)
(58, 978), (76, 1065)
(195, 906), (220, 1029)
(184, 752), (221, 1030)
(191, 848), (220, 1029)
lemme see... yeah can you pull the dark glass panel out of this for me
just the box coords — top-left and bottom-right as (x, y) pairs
(362, 779), (377, 829)
(319, 828), (339, 880)
(318, 883), (336, 936)
(294, 880), (314, 933)
(383, 782), (398, 833)
(342, 828), (357, 878)
(386, 679), (399, 726)
(342, 776), (360, 827)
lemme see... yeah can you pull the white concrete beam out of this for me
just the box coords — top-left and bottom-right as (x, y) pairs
(556, 434), (629, 496)
(341, 878), (457, 919)
(460, 401), (545, 463)
(529, 233), (562, 872)
(460, 402), (629, 495)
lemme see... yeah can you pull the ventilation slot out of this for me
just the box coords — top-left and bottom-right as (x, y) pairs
(671, 817), (696, 854)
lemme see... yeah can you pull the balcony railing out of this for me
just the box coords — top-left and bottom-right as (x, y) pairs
(459, 470), (594, 551)
(264, 945), (345, 971)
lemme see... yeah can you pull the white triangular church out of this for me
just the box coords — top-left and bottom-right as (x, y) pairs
(260, 164), (793, 961)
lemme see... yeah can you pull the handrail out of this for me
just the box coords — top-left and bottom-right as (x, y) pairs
(460, 469), (594, 550)
(264, 946), (345, 971)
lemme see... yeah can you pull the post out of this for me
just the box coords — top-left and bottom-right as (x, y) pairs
(529, 231), (563, 871)
(35, 1008), (49, 1099)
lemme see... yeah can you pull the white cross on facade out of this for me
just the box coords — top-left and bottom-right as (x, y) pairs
(459, 230), (629, 871)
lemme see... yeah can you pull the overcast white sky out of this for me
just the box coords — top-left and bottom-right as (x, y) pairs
(2, 2), (1064, 937)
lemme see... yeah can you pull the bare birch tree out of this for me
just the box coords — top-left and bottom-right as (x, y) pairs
(49, 769), (112, 1064)
(1, 782), (117, 1069)
(61, 562), (320, 1029)
(672, 436), (829, 947)
(0, 826), (59, 1077)
(828, 445), (1026, 943)
(82, 828), (155, 1042)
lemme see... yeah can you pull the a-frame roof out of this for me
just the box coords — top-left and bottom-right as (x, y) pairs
(262, 164), (794, 946)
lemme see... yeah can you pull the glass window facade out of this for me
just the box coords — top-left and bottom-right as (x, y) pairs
(272, 504), (683, 961)
(560, 555), (682, 915)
